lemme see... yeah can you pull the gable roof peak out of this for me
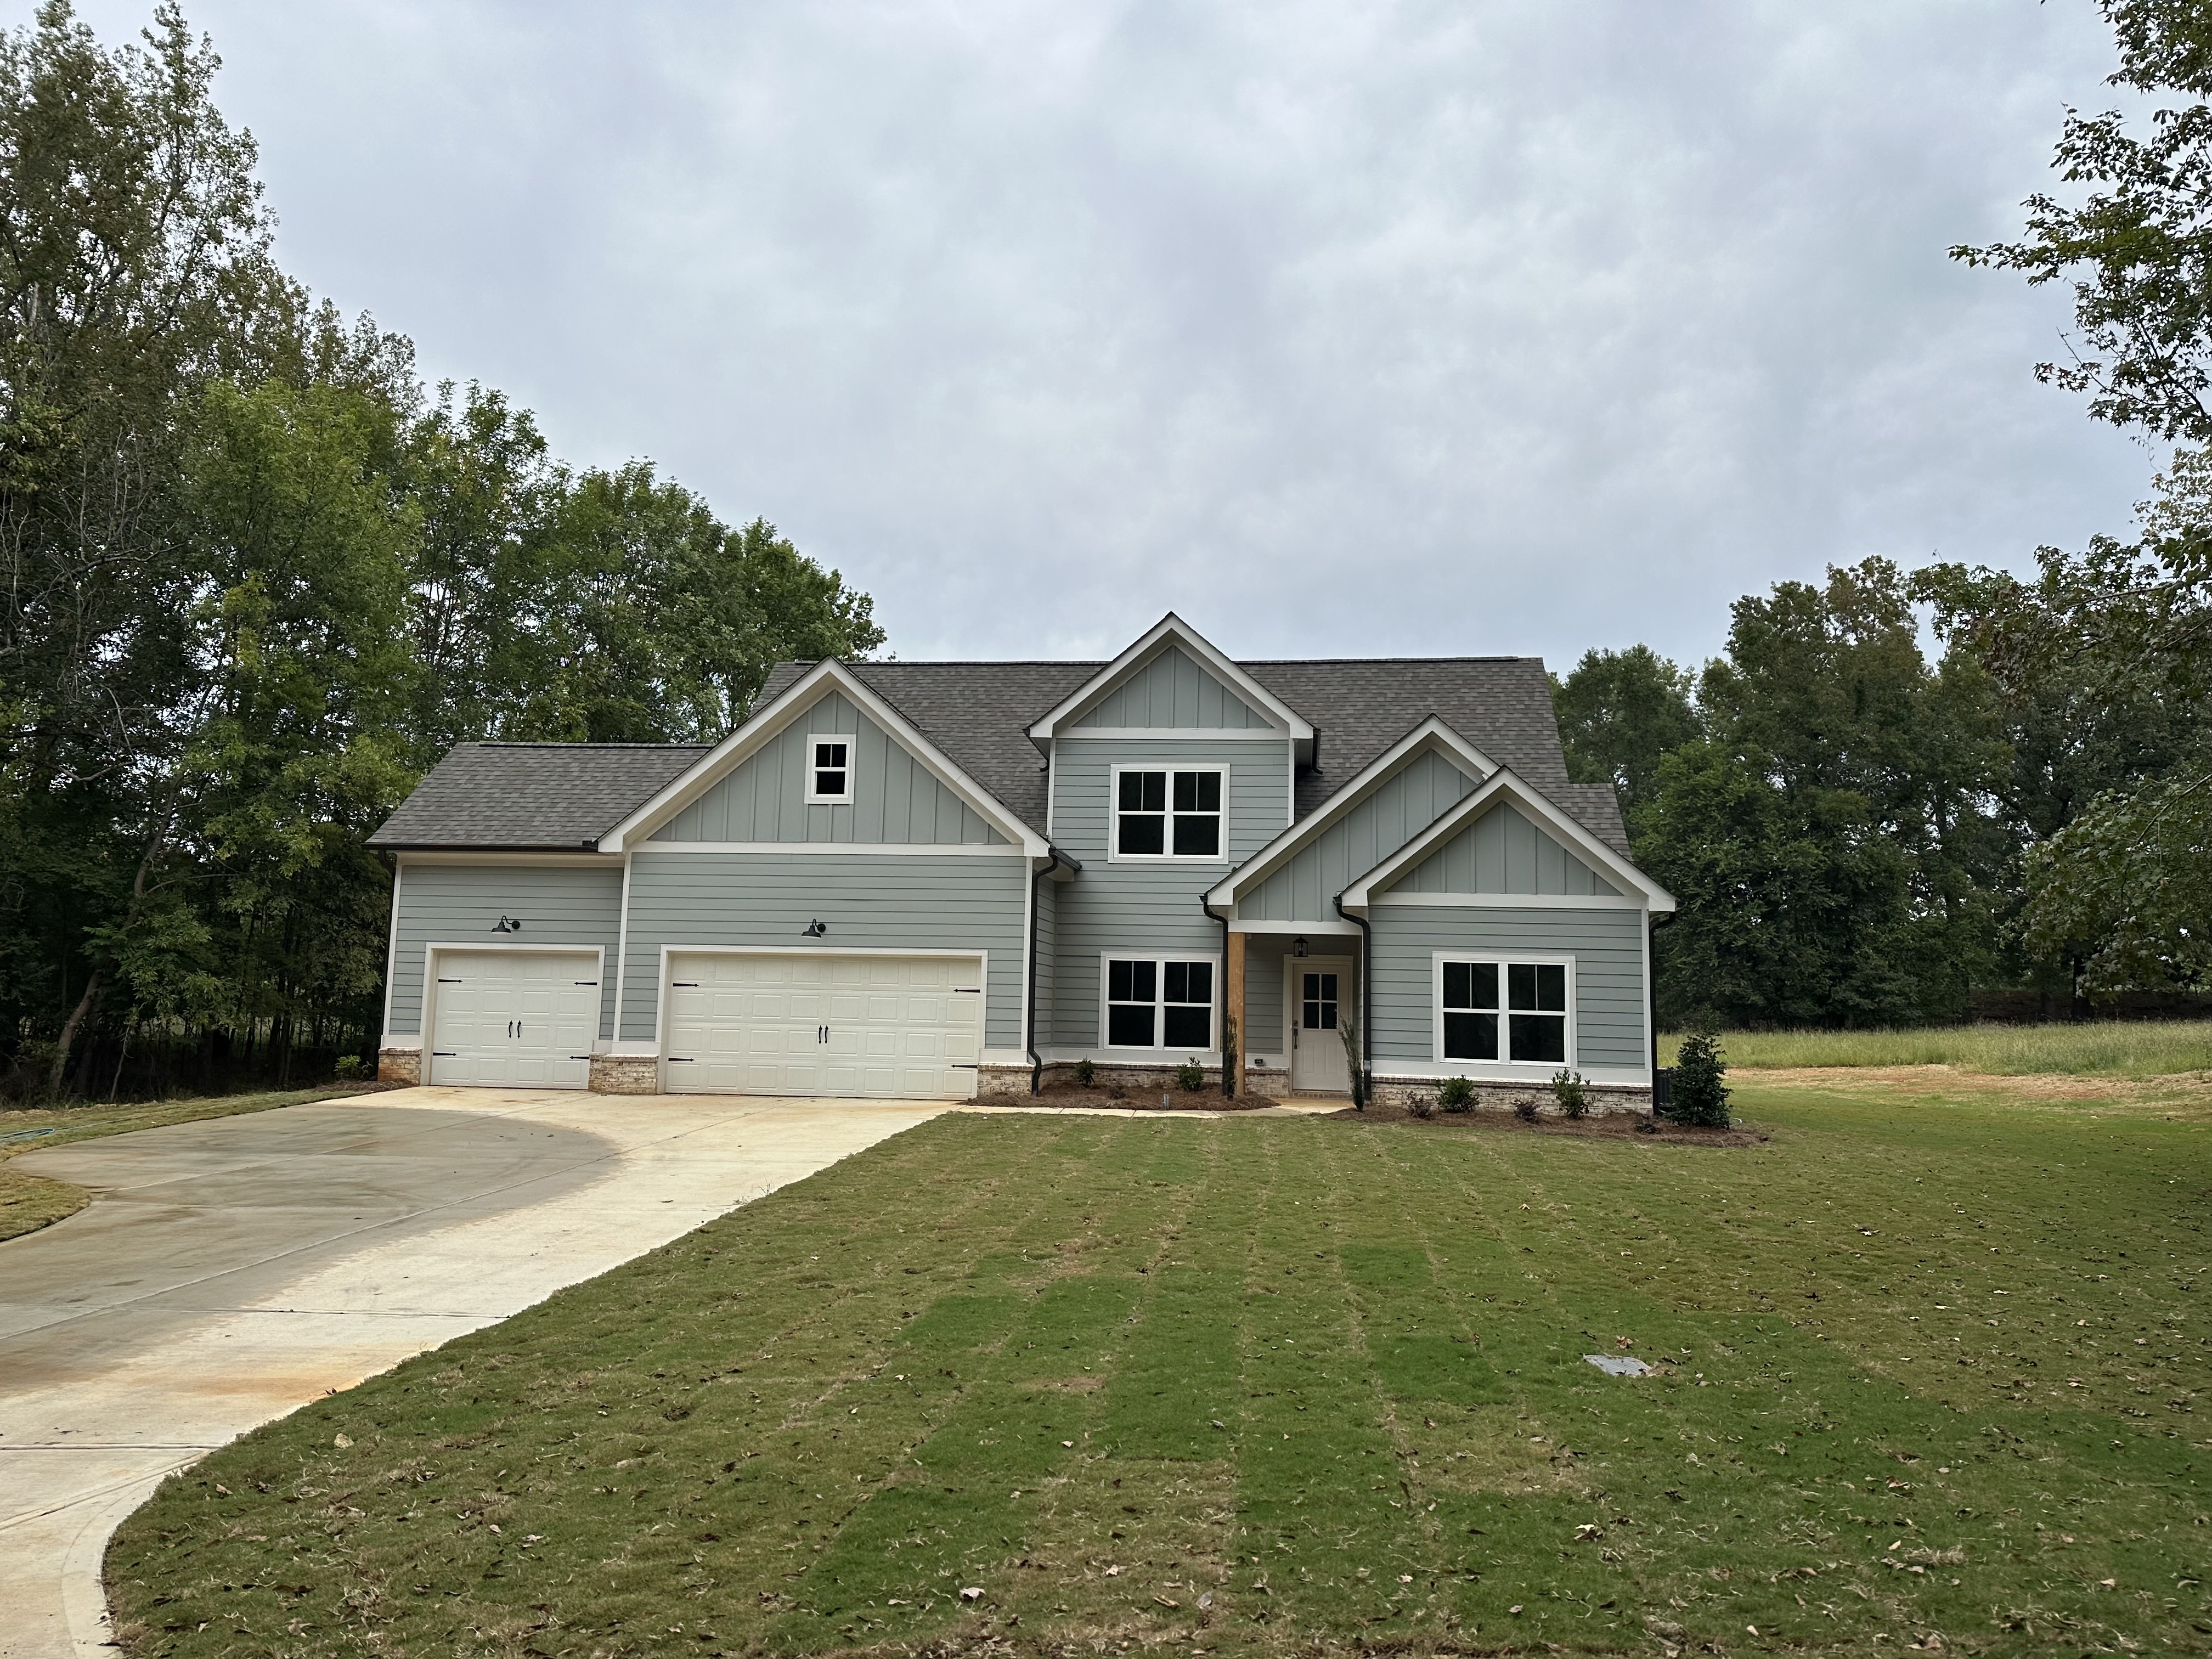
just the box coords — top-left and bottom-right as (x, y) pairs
(1025, 613), (1316, 748)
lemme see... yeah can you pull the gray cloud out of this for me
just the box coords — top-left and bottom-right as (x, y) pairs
(75, 0), (2153, 668)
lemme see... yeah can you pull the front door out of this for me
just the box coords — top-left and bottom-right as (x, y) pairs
(1288, 956), (1354, 1092)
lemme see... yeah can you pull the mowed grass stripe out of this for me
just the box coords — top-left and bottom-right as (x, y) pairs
(104, 1093), (2212, 1657)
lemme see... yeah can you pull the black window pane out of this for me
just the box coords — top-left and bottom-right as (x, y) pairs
(1318, 973), (1336, 1000)
(1510, 1012), (1565, 1063)
(1173, 771), (1199, 811)
(1182, 961), (1211, 1003)
(1118, 772), (1146, 810)
(1163, 1005), (1211, 1048)
(1316, 1000), (1337, 1030)
(815, 771), (844, 795)
(1172, 815), (1219, 856)
(1508, 962), (1537, 1009)
(1172, 770), (1220, 811)
(1120, 814), (1164, 855)
(1443, 961), (1471, 1009)
(1142, 771), (1165, 810)
(1197, 771), (1221, 810)
(1108, 1004), (1155, 1046)
(1108, 960), (1133, 1001)
(816, 742), (846, 766)
(1164, 961), (1188, 1003)
(1444, 1010), (1498, 1060)
(1469, 962), (1498, 1008)
(1128, 960), (1155, 1000)
(1535, 963), (1566, 1011)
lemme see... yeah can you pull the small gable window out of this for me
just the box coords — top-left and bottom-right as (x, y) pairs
(805, 736), (853, 804)
(1104, 955), (1215, 1051)
(1113, 766), (1223, 859)
(1438, 957), (1568, 1065)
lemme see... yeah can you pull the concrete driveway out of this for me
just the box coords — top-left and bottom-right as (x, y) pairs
(0, 1087), (958, 1659)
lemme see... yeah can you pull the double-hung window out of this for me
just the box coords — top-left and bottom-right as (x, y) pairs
(805, 736), (852, 803)
(1114, 767), (1223, 859)
(1104, 956), (1215, 1050)
(1437, 957), (1568, 1064)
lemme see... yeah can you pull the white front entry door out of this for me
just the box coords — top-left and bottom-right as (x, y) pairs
(428, 950), (599, 1087)
(664, 952), (984, 1099)
(1288, 956), (1355, 1092)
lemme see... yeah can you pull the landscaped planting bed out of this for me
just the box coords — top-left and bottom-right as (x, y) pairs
(107, 1076), (2211, 1656)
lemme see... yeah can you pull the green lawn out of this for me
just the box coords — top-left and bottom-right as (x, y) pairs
(0, 1084), (389, 1243)
(108, 1079), (2211, 1657)
(1661, 1019), (2212, 1077)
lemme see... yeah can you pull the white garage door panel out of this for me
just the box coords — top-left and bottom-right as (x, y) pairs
(429, 951), (598, 1088)
(665, 952), (981, 1099)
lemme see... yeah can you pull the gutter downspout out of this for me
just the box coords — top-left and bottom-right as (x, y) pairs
(1333, 890), (1372, 1110)
(1649, 909), (1676, 1102)
(1026, 849), (1066, 1095)
(1201, 895), (1232, 1097)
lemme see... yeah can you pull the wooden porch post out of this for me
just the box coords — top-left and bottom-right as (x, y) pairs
(1226, 929), (1247, 1098)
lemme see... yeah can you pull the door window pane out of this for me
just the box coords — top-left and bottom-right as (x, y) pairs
(1301, 971), (1339, 1030)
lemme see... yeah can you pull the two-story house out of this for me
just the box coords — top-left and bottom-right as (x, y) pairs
(369, 615), (1674, 1109)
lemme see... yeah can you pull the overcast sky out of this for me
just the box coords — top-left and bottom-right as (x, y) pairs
(73, 0), (2157, 669)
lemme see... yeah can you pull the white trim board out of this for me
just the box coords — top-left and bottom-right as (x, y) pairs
(601, 659), (1048, 857)
(1372, 891), (1646, 910)
(394, 851), (621, 868)
(1204, 716), (1497, 910)
(634, 840), (1023, 856)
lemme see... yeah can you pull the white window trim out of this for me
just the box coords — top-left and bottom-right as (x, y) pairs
(1097, 949), (1222, 1054)
(804, 733), (856, 805)
(1430, 950), (1575, 1070)
(1107, 762), (1231, 864)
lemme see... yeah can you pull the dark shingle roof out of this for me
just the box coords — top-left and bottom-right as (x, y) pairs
(375, 656), (1631, 859)
(368, 742), (710, 850)
(757, 655), (1628, 854)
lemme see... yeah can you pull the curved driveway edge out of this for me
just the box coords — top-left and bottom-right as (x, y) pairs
(0, 1087), (955, 1659)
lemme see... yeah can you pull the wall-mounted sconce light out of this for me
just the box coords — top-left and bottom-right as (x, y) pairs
(1293, 936), (1308, 957)
(494, 915), (523, 933)
(802, 918), (828, 938)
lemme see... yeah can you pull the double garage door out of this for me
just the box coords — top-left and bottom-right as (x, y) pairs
(428, 950), (599, 1088)
(665, 952), (983, 1100)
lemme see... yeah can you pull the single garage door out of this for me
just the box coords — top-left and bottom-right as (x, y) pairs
(664, 952), (983, 1099)
(429, 949), (600, 1088)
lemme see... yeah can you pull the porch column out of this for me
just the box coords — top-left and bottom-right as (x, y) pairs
(1226, 929), (1247, 1098)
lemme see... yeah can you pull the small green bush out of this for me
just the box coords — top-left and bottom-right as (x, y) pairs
(1551, 1068), (1588, 1119)
(1669, 1032), (1731, 1126)
(1513, 1096), (1541, 1122)
(1176, 1059), (1206, 1092)
(332, 1054), (368, 1082)
(1072, 1058), (1095, 1087)
(1408, 1093), (1436, 1119)
(1437, 1075), (1475, 1113)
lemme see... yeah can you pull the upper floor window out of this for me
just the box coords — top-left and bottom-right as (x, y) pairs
(805, 736), (853, 804)
(1437, 957), (1568, 1064)
(1114, 766), (1223, 859)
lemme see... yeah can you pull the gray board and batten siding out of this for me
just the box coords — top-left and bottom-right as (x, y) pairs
(1239, 747), (1477, 923)
(1384, 800), (1622, 898)
(620, 850), (1030, 1049)
(652, 690), (1007, 847)
(1046, 733), (1290, 1052)
(1070, 645), (1273, 730)
(386, 862), (624, 1041)
(1368, 906), (1648, 1073)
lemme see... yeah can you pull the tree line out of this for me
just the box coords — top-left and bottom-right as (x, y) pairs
(1556, 0), (2212, 1028)
(1, 4), (882, 1099)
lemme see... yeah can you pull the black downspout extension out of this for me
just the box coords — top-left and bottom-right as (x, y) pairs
(1201, 896), (1232, 1097)
(1026, 850), (1064, 1094)
(1648, 909), (1676, 1105)
(1333, 890), (1372, 1110)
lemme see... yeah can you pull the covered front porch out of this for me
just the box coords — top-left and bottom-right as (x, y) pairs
(1225, 924), (1364, 1098)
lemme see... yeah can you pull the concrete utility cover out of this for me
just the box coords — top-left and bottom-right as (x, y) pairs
(0, 1087), (955, 1659)
(1583, 1353), (1652, 1376)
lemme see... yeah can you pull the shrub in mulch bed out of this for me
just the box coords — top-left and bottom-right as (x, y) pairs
(1327, 1098), (1767, 1146)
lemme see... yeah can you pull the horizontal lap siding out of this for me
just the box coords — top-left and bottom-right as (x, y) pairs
(1244, 748), (1475, 922)
(654, 689), (1005, 845)
(1049, 736), (1289, 1051)
(1033, 874), (1056, 1048)
(622, 851), (1029, 1048)
(1244, 949), (1283, 1058)
(1369, 907), (1647, 1071)
(387, 863), (624, 1040)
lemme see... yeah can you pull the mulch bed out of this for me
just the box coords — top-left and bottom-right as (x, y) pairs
(1328, 1099), (1768, 1146)
(1005, 1084), (1278, 1113)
